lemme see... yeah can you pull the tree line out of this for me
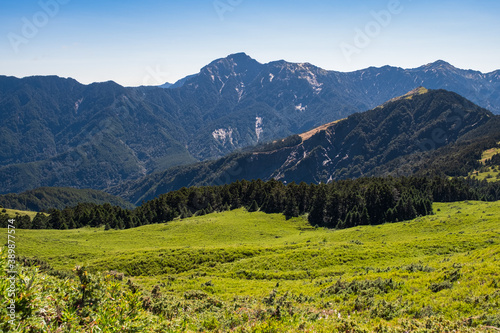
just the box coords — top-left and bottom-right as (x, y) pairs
(0, 187), (134, 212)
(2, 176), (498, 231)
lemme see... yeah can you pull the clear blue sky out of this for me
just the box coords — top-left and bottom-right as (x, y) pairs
(1, 0), (499, 86)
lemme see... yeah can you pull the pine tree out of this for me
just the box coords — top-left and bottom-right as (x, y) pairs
(180, 207), (192, 219)
(125, 215), (136, 229)
(49, 210), (64, 229)
(297, 182), (310, 214)
(385, 208), (395, 222)
(32, 213), (47, 229)
(69, 218), (77, 229)
(116, 219), (125, 230)
(308, 186), (327, 227)
(335, 218), (346, 229)
(206, 203), (214, 214)
(248, 200), (259, 212)
(359, 206), (370, 225)
(230, 195), (241, 210)
(284, 195), (299, 219)
(324, 190), (340, 228)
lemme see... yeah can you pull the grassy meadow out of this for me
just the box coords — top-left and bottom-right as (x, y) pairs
(470, 167), (500, 182)
(470, 144), (500, 182)
(3, 200), (499, 331)
(1, 208), (43, 220)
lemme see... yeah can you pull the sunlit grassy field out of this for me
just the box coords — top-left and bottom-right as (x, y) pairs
(1, 208), (42, 220)
(470, 166), (500, 182)
(470, 144), (500, 182)
(479, 146), (500, 164)
(7, 200), (500, 331)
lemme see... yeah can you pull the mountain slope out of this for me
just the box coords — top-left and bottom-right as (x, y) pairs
(0, 76), (197, 194)
(112, 89), (496, 205)
(1, 54), (499, 195)
(0, 187), (135, 211)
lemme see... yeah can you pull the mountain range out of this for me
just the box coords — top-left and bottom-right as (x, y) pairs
(111, 88), (499, 205)
(1, 53), (499, 196)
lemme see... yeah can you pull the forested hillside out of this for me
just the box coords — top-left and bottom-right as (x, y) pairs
(1, 54), (500, 195)
(5, 176), (498, 232)
(112, 89), (498, 205)
(0, 187), (134, 211)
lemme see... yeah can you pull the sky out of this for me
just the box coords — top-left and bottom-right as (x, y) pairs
(1, 0), (499, 86)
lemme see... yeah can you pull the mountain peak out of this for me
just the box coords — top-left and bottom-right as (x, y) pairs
(201, 52), (262, 75)
(226, 52), (253, 62)
(299, 119), (345, 141)
(380, 87), (429, 106)
(403, 86), (429, 97)
(158, 82), (172, 88)
(207, 52), (260, 67)
(423, 60), (456, 70)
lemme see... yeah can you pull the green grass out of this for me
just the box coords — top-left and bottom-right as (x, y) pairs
(6, 201), (500, 331)
(0, 207), (43, 220)
(15, 202), (500, 275)
(470, 167), (500, 182)
(479, 145), (500, 163)
(470, 143), (500, 182)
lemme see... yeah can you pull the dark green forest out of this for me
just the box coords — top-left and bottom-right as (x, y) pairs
(3, 176), (498, 231)
(0, 187), (134, 211)
(370, 121), (500, 179)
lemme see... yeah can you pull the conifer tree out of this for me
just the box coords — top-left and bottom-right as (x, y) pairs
(69, 218), (77, 229)
(284, 195), (299, 219)
(359, 206), (370, 225)
(32, 212), (47, 229)
(49, 210), (64, 229)
(206, 203), (214, 214)
(116, 219), (125, 230)
(248, 200), (259, 212)
(230, 195), (241, 210)
(308, 186), (327, 226)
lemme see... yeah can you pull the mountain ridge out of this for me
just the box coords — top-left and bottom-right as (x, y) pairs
(1, 54), (499, 195)
(110, 88), (497, 205)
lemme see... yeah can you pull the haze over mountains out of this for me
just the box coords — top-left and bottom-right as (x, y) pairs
(1, 53), (499, 196)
